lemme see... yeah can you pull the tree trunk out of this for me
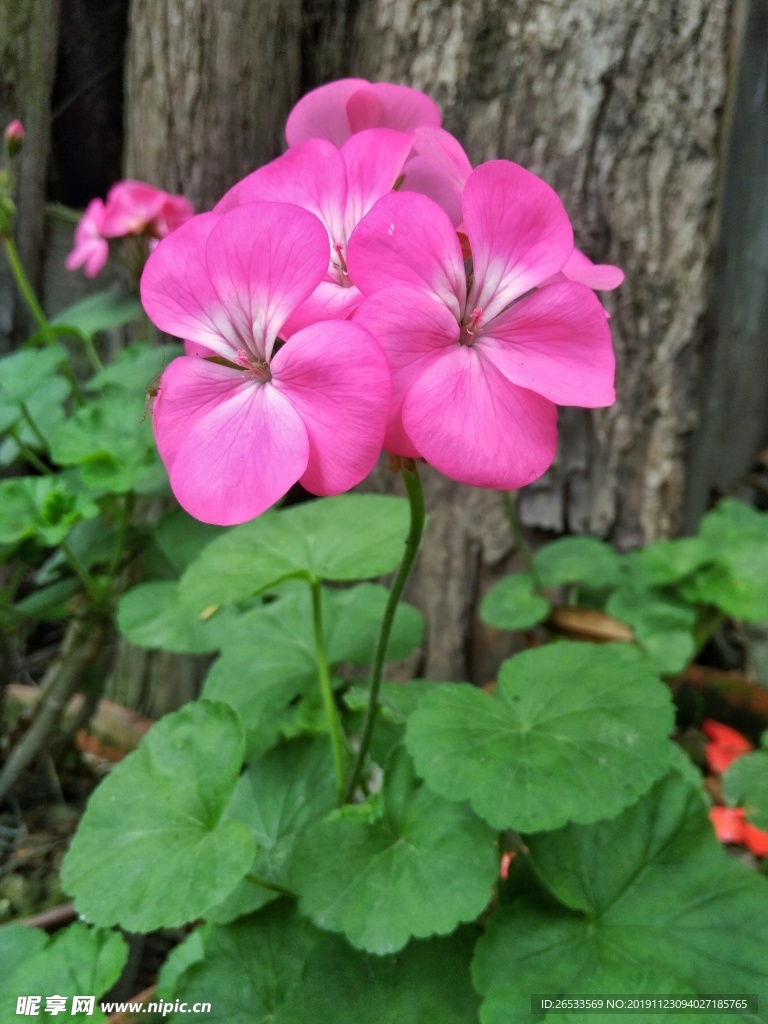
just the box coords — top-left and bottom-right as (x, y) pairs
(304, 0), (747, 678)
(0, 0), (60, 351)
(124, 0), (303, 211)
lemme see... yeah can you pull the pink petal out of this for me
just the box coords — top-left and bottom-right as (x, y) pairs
(477, 282), (615, 408)
(204, 202), (331, 360)
(154, 194), (195, 237)
(281, 281), (363, 337)
(463, 161), (574, 321)
(271, 320), (391, 494)
(346, 82), (441, 135)
(352, 286), (457, 456)
(157, 358), (309, 526)
(286, 78), (369, 147)
(102, 180), (167, 237)
(141, 213), (238, 358)
(340, 129), (414, 236)
(347, 192), (466, 320)
(562, 249), (624, 291)
(66, 199), (109, 277)
(215, 140), (347, 246)
(400, 126), (472, 228)
(402, 344), (558, 488)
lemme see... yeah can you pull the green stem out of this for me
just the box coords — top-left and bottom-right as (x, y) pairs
(344, 465), (426, 802)
(80, 333), (104, 373)
(108, 492), (134, 578)
(2, 235), (54, 342)
(310, 576), (346, 801)
(2, 235), (85, 403)
(8, 425), (53, 475)
(501, 491), (543, 591)
(18, 401), (50, 449)
(60, 540), (102, 606)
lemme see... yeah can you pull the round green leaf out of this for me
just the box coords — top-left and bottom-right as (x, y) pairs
(277, 930), (482, 1024)
(52, 287), (143, 341)
(292, 749), (497, 954)
(606, 578), (697, 673)
(207, 738), (337, 924)
(50, 394), (164, 494)
(180, 494), (410, 609)
(724, 750), (768, 830)
(406, 642), (674, 832)
(480, 573), (550, 630)
(61, 700), (255, 931)
(0, 344), (69, 404)
(117, 581), (240, 654)
(203, 583), (423, 759)
(154, 506), (225, 573)
(472, 772), (768, 1023)
(533, 536), (621, 589)
(169, 903), (318, 1024)
(0, 924), (128, 1024)
(0, 477), (99, 547)
(640, 536), (709, 584)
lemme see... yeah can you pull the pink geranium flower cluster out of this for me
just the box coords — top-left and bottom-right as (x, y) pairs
(66, 180), (193, 278)
(139, 78), (622, 525)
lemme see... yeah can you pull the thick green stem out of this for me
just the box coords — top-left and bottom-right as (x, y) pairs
(501, 491), (543, 591)
(310, 577), (346, 801)
(2, 236), (84, 402)
(344, 466), (426, 802)
(108, 492), (134, 578)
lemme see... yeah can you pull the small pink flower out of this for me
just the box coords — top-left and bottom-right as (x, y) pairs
(285, 78), (441, 148)
(140, 202), (391, 525)
(101, 180), (193, 239)
(349, 160), (616, 488)
(4, 119), (25, 156)
(65, 198), (109, 278)
(216, 129), (413, 333)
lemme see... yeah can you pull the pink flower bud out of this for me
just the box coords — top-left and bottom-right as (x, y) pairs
(4, 119), (25, 157)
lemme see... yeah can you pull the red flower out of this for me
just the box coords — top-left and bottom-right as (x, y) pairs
(710, 806), (768, 857)
(702, 719), (753, 774)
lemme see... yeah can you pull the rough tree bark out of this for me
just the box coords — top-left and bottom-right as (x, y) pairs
(124, 0), (303, 211)
(303, 0), (745, 678)
(0, 0), (60, 352)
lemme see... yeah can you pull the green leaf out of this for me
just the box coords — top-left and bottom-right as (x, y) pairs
(117, 581), (240, 654)
(344, 680), (444, 724)
(170, 903), (318, 1024)
(406, 642), (674, 832)
(479, 573), (550, 630)
(203, 583), (423, 759)
(686, 499), (768, 620)
(533, 536), (621, 589)
(61, 700), (255, 931)
(0, 923), (128, 1024)
(471, 772), (768, 1023)
(723, 750), (768, 830)
(52, 286), (143, 340)
(277, 930), (482, 1024)
(155, 927), (209, 1000)
(292, 747), (497, 954)
(86, 341), (182, 394)
(0, 477), (99, 547)
(180, 494), (410, 609)
(50, 393), (164, 494)
(154, 506), (225, 573)
(640, 536), (709, 584)
(606, 576), (697, 673)
(12, 577), (80, 619)
(206, 738), (337, 923)
(0, 923), (48, 980)
(0, 373), (70, 462)
(0, 344), (69, 405)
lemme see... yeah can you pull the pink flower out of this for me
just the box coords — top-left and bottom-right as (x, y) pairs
(4, 119), (25, 156)
(140, 202), (391, 525)
(348, 160), (616, 488)
(702, 719), (753, 774)
(285, 78), (441, 148)
(101, 180), (193, 239)
(64, 198), (109, 278)
(215, 129), (413, 333)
